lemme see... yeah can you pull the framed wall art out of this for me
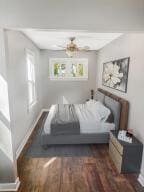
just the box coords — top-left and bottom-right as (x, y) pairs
(102, 57), (130, 93)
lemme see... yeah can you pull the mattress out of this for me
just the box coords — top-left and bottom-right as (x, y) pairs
(43, 104), (115, 135)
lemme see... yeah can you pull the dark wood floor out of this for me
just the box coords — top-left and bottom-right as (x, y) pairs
(16, 113), (144, 192)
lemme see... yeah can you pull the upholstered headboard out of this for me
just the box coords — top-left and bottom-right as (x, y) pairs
(97, 88), (129, 130)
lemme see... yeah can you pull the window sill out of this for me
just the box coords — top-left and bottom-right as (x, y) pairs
(28, 101), (37, 113)
(49, 77), (88, 81)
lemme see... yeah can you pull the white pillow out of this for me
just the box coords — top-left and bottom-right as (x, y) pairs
(87, 101), (110, 122)
(86, 99), (99, 108)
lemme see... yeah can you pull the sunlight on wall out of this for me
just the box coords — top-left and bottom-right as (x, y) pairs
(0, 75), (10, 121)
(0, 120), (13, 162)
(0, 75), (13, 162)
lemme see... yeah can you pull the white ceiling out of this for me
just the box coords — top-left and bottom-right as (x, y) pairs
(23, 30), (122, 50)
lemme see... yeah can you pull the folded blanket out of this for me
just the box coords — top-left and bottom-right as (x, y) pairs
(51, 104), (80, 135)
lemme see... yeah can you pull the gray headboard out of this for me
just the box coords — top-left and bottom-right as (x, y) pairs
(96, 88), (129, 130)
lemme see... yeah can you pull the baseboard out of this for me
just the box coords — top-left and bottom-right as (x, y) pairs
(138, 174), (144, 187)
(16, 110), (43, 159)
(42, 108), (50, 112)
(0, 177), (20, 191)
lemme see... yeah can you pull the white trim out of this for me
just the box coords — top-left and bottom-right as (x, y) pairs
(0, 177), (20, 191)
(16, 110), (43, 159)
(138, 174), (144, 187)
(49, 77), (88, 81)
(42, 108), (50, 112)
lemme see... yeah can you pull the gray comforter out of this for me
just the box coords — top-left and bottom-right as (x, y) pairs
(51, 104), (80, 135)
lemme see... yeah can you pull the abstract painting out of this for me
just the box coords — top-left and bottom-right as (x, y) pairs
(102, 57), (130, 93)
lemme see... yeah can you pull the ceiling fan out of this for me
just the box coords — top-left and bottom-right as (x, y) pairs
(58, 37), (90, 57)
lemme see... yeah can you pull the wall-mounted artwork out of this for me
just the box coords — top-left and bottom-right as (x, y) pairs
(102, 57), (130, 93)
(49, 58), (88, 80)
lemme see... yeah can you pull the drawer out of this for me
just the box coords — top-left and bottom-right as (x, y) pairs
(110, 132), (123, 155)
(109, 141), (122, 173)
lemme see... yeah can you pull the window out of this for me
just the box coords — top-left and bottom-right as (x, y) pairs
(71, 63), (84, 77)
(53, 63), (66, 77)
(26, 49), (36, 109)
(49, 58), (88, 80)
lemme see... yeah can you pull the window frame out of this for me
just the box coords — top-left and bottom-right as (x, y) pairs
(49, 58), (88, 81)
(26, 49), (37, 111)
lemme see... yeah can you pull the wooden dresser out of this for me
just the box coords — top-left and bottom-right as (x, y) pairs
(109, 130), (143, 173)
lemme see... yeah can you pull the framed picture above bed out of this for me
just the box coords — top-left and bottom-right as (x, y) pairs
(102, 57), (130, 93)
(49, 58), (88, 81)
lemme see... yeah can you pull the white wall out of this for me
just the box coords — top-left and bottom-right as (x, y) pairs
(96, 33), (144, 177)
(0, 0), (144, 31)
(41, 50), (97, 108)
(0, 29), (17, 183)
(6, 30), (42, 152)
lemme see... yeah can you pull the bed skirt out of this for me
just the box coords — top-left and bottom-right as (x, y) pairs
(41, 130), (109, 146)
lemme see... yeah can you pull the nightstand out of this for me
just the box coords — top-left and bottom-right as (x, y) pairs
(109, 130), (143, 173)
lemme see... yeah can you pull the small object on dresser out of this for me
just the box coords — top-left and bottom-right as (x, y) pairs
(118, 130), (132, 143)
(126, 128), (133, 138)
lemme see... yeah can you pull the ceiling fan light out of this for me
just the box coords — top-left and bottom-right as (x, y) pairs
(66, 50), (75, 57)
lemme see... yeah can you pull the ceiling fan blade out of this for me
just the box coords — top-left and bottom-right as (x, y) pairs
(78, 46), (90, 51)
(81, 49), (91, 52)
(57, 45), (66, 48)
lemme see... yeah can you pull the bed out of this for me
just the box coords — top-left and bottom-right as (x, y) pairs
(41, 88), (129, 146)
